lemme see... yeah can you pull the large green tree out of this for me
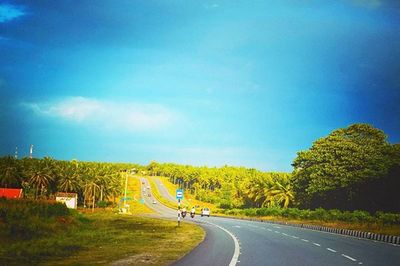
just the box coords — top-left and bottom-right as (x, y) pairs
(292, 123), (397, 211)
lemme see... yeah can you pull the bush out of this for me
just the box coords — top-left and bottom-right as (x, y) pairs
(375, 212), (400, 225)
(220, 204), (400, 225)
(0, 198), (71, 239)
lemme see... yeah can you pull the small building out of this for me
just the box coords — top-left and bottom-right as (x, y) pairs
(55, 192), (78, 209)
(0, 188), (23, 199)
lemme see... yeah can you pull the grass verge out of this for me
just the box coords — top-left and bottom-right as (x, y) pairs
(0, 210), (205, 265)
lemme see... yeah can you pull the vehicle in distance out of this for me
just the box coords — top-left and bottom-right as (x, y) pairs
(201, 208), (210, 217)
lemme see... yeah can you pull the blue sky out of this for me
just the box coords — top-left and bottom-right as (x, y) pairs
(1, 0), (399, 171)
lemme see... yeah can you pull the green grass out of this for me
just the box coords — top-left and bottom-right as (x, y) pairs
(0, 208), (205, 265)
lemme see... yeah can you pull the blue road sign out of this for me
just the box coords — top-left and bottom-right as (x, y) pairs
(176, 189), (183, 200)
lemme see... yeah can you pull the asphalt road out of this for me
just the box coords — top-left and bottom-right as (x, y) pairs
(141, 177), (400, 266)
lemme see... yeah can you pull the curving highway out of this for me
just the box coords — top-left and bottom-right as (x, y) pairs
(140, 177), (400, 266)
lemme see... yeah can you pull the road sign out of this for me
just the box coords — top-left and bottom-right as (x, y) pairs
(120, 197), (132, 201)
(176, 189), (183, 200)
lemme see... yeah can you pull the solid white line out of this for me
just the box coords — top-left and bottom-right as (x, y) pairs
(341, 254), (357, 262)
(301, 239), (309, 242)
(313, 243), (321, 247)
(327, 248), (337, 253)
(205, 221), (240, 266)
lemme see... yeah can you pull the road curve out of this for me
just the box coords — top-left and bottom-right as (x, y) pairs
(139, 177), (235, 266)
(145, 177), (400, 266)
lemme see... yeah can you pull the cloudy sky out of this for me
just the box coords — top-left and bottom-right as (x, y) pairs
(1, 0), (399, 171)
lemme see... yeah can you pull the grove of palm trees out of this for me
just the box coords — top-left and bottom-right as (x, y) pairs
(0, 124), (399, 224)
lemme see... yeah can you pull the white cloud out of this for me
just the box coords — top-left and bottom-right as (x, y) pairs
(22, 97), (180, 132)
(0, 4), (25, 23)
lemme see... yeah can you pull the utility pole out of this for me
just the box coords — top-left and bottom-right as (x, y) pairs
(123, 172), (128, 207)
(29, 144), (34, 159)
(15, 147), (18, 159)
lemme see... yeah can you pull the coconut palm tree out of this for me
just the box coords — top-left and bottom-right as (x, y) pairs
(27, 158), (55, 198)
(0, 156), (22, 188)
(267, 174), (294, 208)
(57, 161), (80, 193)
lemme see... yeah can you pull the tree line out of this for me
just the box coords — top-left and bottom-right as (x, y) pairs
(147, 124), (399, 213)
(0, 157), (139, 208)
(147, 161), (294, 209)
(1, 123), (398, 213)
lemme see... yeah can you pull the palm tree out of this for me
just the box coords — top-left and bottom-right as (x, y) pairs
(0, 156), (22, 188)
(27, 158), (55, 198)
(57, 161), (80, 192)
(267, 174), (294, 208)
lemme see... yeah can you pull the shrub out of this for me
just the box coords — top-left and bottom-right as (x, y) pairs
(0, 198), (71, 239)
(375, 212), (400, 225)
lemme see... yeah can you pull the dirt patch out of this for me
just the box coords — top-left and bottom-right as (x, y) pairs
(111, 253), (160, 265)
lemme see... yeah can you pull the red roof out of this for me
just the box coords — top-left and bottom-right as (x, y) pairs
(0, 188), (23, 199)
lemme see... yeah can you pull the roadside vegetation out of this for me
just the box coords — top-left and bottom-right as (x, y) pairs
(145, 124), (400, 234)
(0, 157), (140, 210)
(0, 198), (204, 265)
(0, 122), (398, 244)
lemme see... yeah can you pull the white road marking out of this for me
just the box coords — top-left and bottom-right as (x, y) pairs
(282, 233), (288, 236)
(326, 248), (337, 253)
(233, 225), (241, 228)
(274, 226), (281, 229)
(267, 229), (272, 232)
(301, 239), (309, 242)
(291, 236), (299, 239)
(274, 231), (280, 234)
(205, 221), (240, 266)
(313, 242), (321, 247)
(341, 254), (357, 262)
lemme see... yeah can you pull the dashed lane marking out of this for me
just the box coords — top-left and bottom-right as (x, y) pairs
(301, 239), (309, 242)
(291, 236), (299, 239)
(341, 254), (357, 262)
(313, 243), (321, 247)
(327, 248), (337, 253)
(282, 233), (288, 236)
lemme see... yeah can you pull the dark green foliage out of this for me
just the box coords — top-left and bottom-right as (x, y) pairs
(292, 124), (400, 212)
(0, 157), (143, 208)
(221, 207), (400, 225)
(0, 198), (70, 239)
